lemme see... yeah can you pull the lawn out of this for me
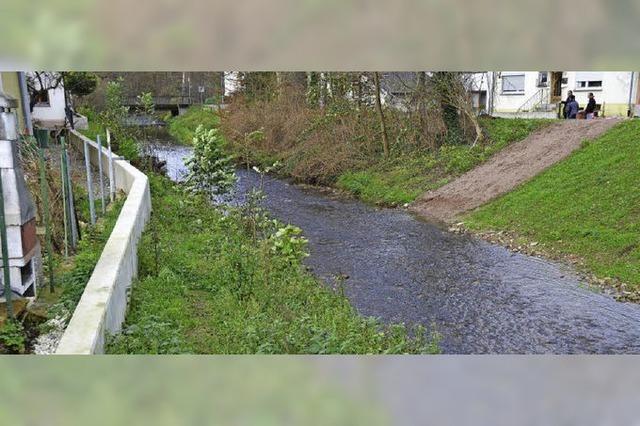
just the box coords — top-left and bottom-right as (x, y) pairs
(106, 175), (439, 354)
(464, 119), (640, 287)
(336, 117), (554, 205)
(167, 106), (220, 145)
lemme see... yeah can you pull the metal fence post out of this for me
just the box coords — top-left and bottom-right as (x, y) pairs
(97, 134), (106, 214)
(60, 140), (70, 258)
(0, 169), (14, 318)
(35, 130), (55, 293)
(83, 139), (96, 225)
(63, 143), (78, 248)
(107, 129), (116, 201)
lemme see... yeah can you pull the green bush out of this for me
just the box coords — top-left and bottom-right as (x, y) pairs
(0, 320), (26, 354)
(185, 125), (236, 197)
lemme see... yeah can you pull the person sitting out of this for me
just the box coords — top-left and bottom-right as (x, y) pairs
(566, 95), (579, 119)
(585, 92), (596, 119)
(562, 90), (573, 119)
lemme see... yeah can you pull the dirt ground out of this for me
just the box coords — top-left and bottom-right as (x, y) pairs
(410, 119), (620, 222)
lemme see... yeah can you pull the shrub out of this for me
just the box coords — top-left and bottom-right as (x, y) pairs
(185, 125), (236, 197)
(268, 225), (309, 264)
(0, 320), (26, 354)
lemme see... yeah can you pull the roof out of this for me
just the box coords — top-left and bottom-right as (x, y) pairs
(380, 72), (419, 95)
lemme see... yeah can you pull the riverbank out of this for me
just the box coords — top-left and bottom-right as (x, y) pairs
(167, 106), (220, 145)
(462, 119), (640, 300)
(335, 117), (554, 205)
(171, 104), (553, 206)
(145, 147), (640, 353)
(107, 174), (439, 354)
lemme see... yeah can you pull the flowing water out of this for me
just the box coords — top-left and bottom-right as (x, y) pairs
(152, 142), (640, 354)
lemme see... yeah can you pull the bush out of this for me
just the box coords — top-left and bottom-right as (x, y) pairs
(185, 125), (236, 197)
(0, 320), (26, 354)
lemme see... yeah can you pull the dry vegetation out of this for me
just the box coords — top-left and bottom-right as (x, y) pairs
(219, 73), (551, 205)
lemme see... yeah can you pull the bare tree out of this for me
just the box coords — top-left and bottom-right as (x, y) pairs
(430, 72), (483, 147)
(373, 72), (390, 158)
(26, 72), (63, 111)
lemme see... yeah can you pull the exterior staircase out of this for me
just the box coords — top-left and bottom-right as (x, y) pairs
(516, 87), (551, 113)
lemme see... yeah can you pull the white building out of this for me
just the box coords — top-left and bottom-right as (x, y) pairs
(480, 72), (640, 118)
(30, 81), (67, 128)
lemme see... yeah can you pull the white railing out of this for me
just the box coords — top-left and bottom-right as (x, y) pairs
(55, 130), (151, 354)
(516, 87), (550, 114)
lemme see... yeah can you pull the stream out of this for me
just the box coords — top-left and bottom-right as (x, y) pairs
(152, 142), (640, 354)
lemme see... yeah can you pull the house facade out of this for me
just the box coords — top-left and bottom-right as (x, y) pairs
(483, 71), (640, 118)
(28, 76), (67, 129)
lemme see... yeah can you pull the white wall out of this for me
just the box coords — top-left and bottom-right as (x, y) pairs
(492, 71), (637, 115)
(562, 72), (634, 107)
(31, 86), (66, 125)
(493, 72), (541, 112)
(56, 130), (152, 354)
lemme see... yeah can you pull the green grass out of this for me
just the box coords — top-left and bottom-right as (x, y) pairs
(77, 107), (140, 162)
(337, 118), (554, 206)
(106, 175), (439, 354)
(464, 119), (640, 287)
(48, 198), (125, 318)
(167, 106), (220, 145)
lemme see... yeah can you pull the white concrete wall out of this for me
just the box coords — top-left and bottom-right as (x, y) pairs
(31, 87), (66, 125)
(493, 72), (541, 112)
(55, 130), (151, 354)
(562, 72), (635, 114)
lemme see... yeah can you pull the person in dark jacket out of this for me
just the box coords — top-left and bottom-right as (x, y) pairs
(585, 92), (596, 119)
(562, 90), (574, 118)
(566, 95), (579, 119)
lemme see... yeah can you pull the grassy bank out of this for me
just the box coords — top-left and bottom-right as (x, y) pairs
(464, 120), (640, 290)
(107, 175), (439, 354)
(218, 97), (553, 206)
(162, 99), (553, 206)
(337, 118), (553, 205)
(78, 107), (140, 162)
(167, 106), (220, 145)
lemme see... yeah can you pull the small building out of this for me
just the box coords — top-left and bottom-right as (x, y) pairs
(485, 71), (640, 118)
(28, 76), (67, 129)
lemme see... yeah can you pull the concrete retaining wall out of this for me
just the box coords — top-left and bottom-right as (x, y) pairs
(55, 130), (151, 354)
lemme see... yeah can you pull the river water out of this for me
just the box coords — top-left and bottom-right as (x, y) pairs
(152, 143), (640, 354)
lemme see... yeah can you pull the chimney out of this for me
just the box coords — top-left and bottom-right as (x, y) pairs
(1, 90), (39, 300)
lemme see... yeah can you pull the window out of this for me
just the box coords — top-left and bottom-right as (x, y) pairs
(501, 74), (525, 94)
(537, 72), (548, 87)
(34, 90), (50, 107)
(575, 72), (603, 91)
